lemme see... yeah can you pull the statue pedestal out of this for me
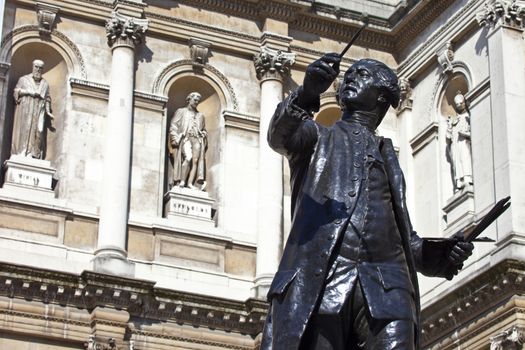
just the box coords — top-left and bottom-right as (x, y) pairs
(164, 187), (215, 226)
(2, 155), (56, 199)
(443, 186), (475, 234)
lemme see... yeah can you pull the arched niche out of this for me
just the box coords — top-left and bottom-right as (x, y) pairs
(315, 106), (341, 127)
(4, 42), (69, 171)
(436, 71), (471, 202)
(164, 75), (223, 203)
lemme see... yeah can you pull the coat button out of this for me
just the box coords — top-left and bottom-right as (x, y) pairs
(334, 219), (342, 224)
(352, 175), (359, 181)
(353, 162), (361, 168)
(315, 268), (323, 276)
(348, 190), (356, 197)
(320, 251), (328, 258)
(353, 130), (360, 135)
(328, 234), (335, 240)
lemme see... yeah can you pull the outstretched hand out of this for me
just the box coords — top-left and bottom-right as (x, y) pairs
(422, 238), (474, 280)
(297, 53), (341, 108)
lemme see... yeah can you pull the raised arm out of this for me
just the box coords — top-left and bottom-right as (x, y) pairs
(267, 53), (341, 158)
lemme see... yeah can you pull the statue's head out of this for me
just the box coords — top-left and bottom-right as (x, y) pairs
(453, 91), (467, 113)
(186, 92), (202, 109)
(338, 58), (399, 128)
(32, 59), (44, 80)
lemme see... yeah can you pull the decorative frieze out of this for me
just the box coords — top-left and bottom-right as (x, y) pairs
(105, 12), (148, 48)
(0, 263), (267, 336)
(253, 46), (295, 81)
(477, 0), (525, 29)
(490, 326), (525, 350)
(421, 260), (525, 348)
(36, 2), (59, 35)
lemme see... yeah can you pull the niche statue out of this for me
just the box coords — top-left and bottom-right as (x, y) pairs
(12, 59), (54, 159)
(261, 54), (474, 350)
(169, 92), (208, 190)
(446, 91), (473, 192)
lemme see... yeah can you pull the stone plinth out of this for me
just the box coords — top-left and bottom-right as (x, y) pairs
(443, 187), (475, 233)
(2, 155), (56, 198)
(164, 187), (215, 226)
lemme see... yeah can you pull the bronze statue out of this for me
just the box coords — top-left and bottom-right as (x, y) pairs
(260, 54), (474, 350)
(12, 59), (54, 159)
(169, 92), (208, 190)
(446, 91), (473, 192)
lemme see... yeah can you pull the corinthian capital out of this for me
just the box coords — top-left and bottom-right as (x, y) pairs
(490, 326), (525, 350)
(477, 0), (525, 29)
(105, 12), (148, 48)
(254, 46), (295, 81)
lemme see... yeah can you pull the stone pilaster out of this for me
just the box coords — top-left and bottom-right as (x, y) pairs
(253, 45), (294, 298)
(94, 11), (148, 277)
(477, 0), (525, 259)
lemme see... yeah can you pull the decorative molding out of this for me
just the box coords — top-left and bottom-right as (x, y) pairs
(253, 46), (295, 81)
(0, 25), (87, 79)
(36, 2), (60, 35)
(151, 59), (239, 111)
(410, 122), (439, 155)
(189, 38), (211, 65)
(397, 0), (482, 78)
(421, 260), (525, 348)
(223, 110), (259, 133)
(0, 262), (268, 336)
(105, 12), (148, 48)
(436, 41), (455, 75)
(477, 0), (525, 29)
(70, 78), (168, 111)
(465, 77), (490, 107)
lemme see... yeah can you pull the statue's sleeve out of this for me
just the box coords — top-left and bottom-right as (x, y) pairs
(169, 109), (184, 146)
(267, 89), (319, 158)
(13, 76), (26, 102)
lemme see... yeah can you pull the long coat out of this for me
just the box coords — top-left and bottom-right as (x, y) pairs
(260, 92), (428, 350)
(168, 107), (207, 184)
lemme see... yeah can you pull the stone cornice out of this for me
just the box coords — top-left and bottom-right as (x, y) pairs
(421, 260), (525, 348)
(0, 262), (268, 336)
(11, 0), (463, 57)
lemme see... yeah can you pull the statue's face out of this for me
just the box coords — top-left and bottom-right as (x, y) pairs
(32, 62), (44, 80)
(187, 93), (201, 109)
(454, 95), (466, 113)
(339, 61), (382, 112)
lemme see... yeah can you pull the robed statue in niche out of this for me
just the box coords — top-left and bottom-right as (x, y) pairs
(168, 92), (208, 190)
(12, 59), (54, 159)
(446, 91), (473, 192)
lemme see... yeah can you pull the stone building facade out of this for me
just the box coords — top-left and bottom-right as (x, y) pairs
(0, 0), (523, 349)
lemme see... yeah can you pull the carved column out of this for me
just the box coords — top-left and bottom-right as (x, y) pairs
(477, 0), (525, 248)
(94, 11), (147, 276)
(253, 46), (294, 298)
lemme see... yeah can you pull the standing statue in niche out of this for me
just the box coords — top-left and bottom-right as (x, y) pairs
(12, 59), (54, 159)
(446, 91), (473, 192)
(261, 54), (475, 350)
(169, 92), (208, 190)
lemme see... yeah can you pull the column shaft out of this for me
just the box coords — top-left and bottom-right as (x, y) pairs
(255, 78), (284, 291)
(97, 44), (135, 254)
